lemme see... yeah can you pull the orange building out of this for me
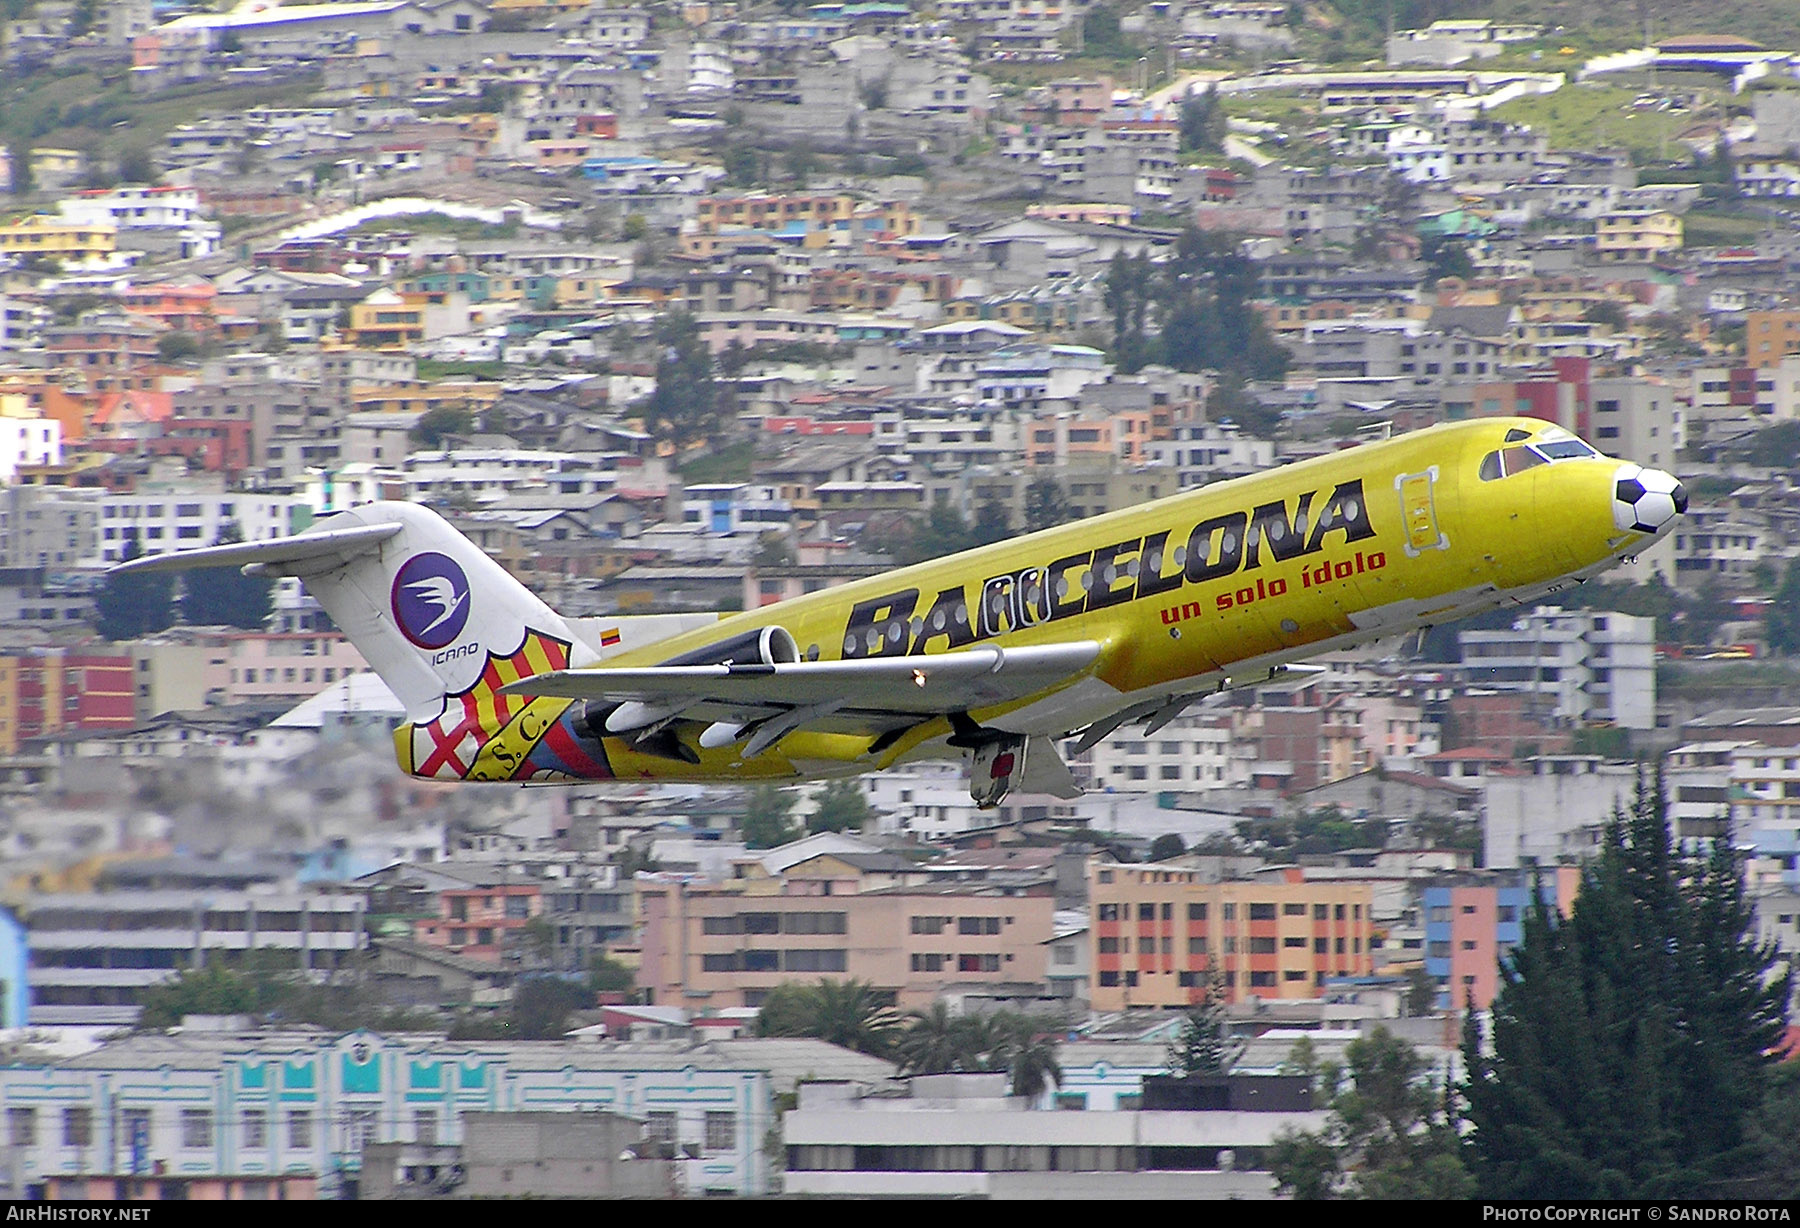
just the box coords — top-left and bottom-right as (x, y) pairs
(0, 650), (136, 754)
(1088, 861), (1374, 1009)
(119, 280), (218, 336)
(1747, 309), (1800, 368)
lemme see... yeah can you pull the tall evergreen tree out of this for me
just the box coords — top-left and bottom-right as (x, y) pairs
(1166, 964), (1242, 1076)
(1767, 557), (1800, 654)
(643, 311), (719, 448)
(1462, 772), (1792, 1198)
(179, 523), (274, 630)
(94, 532), (176, 642)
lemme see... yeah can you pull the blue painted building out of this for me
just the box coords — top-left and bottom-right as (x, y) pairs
(0, 907), (26, 1028)
(0, 1030), (793, 1197)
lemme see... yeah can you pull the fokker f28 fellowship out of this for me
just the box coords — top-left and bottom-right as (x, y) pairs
(118, 418), (1685, 808)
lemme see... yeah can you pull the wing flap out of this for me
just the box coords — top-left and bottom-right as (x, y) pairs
(497, 642), (1102, 718)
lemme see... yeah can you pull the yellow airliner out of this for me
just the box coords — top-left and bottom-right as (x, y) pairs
(119, 417), (1684, 806)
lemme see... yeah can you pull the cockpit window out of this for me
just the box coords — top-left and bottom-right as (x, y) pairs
(1504, 428), (1532, 442)
(1502, 445), (1547, 475)
(1536, 438), (1599, 460)
(1479, 433), (1601, 481)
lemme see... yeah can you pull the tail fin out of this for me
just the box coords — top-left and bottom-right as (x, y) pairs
(115, 503), (608, 782)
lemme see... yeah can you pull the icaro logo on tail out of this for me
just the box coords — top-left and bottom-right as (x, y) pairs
(393, 552), (471, 649)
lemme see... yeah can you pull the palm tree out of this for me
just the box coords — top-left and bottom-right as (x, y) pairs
(755, 979), (901, 1060)
(810, 978), (902, 1058)
(1005, 1032), (1063, 1100)
(895, 1002), (985, 1075)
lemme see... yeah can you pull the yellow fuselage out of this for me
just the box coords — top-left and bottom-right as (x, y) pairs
(400, 417), (1650, 783)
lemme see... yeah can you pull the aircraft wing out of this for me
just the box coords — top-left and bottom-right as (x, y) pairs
(497, 641), (1102, 736)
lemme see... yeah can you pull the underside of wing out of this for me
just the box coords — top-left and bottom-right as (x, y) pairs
(497, 641), (1102, 738)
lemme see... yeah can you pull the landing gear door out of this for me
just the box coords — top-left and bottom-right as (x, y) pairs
(971, 735), (1029, 809)
(1396, 467), (1449, 557)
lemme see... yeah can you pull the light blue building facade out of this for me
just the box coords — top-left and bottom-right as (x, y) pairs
(0, 1030), (777, 1197)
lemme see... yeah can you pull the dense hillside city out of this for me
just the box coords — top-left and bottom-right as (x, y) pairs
(0, 0), (1796, 1201)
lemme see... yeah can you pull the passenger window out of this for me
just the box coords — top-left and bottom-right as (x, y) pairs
(1479, 451), (1502, 481)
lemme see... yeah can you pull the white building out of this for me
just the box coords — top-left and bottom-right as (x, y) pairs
(1147, 421), (1275, 488)
(0, 293), (46, 354)
(783, 1073), (1324, 1199)
(56, 186), (221, 261)
(95, 491), (309, 565)
(28, 890), (366, 1026)
(0, 408), (60, 482)
(1483, 756), (1639, 869)
(1459, 608), (1657, 730)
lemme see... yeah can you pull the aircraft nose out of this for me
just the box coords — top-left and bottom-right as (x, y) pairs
(1611, 464), (1687, 534)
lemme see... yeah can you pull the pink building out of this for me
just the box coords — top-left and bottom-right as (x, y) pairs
(415, 882), (543, 964)
(200, 632), (370, 706)
(1424, 867), (1581, 1010)
(639, 879), (1055, 1011)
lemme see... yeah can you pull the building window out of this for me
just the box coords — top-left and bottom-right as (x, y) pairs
(7, 1108), (35, 1147)
(181, 1108), (213, 1149)
(1249, 903), (1276, 921)
(415, 1110), (437, 1146)
(62, 1107), (92, 1148)
(288, 1110), (312, 1150)
(242, 1109), (266, 1149)
(647, 1112), (677, 1145)
(704, 1111), (736, 1154)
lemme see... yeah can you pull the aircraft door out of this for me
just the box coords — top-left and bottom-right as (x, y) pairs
(1395, 467), (1450, 557)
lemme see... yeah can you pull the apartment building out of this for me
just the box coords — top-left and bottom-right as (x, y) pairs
(1087, 862), (1375, 1010)
(638, 879), (1054, 1010)
(0, 649), (134, 755)
(1458, 607), (1656, 730)
(1421, 867), (1580, 1010)
(25, 891), (366, 1025)
(96, 491), (308, 565)
(1593, 209), (1682, 263)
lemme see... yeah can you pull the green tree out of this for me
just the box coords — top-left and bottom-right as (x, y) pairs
(156, 331), (200, 362)
(510, 976), (591, 1039)
(1420, 234), (1474, 285)
(1166, 964), (1241, 1076)
(1081, 4), (1135, 58)
(179, 523), (274, 630)
(6, 142), (34, 196)
(115, 145), (160, 187)
(898, 499), (980, 564)
(1462, 774), (1793, 1199)
(1149, 833), (1186, 861)
(971, 500), (1012, 547)
(410, 405), (473, 449)
(95, 532), (176, 641)
(1178, 91), (1226, 154)
(643, 311), (720, 448)
(589, 953), (635, 995)
(741, 783), (800, 849)
(137, 963), (271, 1029)
(895, 1001), (986, 1074)
(807, 778), (873, 834)
(1270, 1026), (1473, 1200)
(754, 978), (901, 1058)
(1768, 557), (1800, 654)
(1402, 966), (1437, 1018)
(1024, 478), (1073, 533)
